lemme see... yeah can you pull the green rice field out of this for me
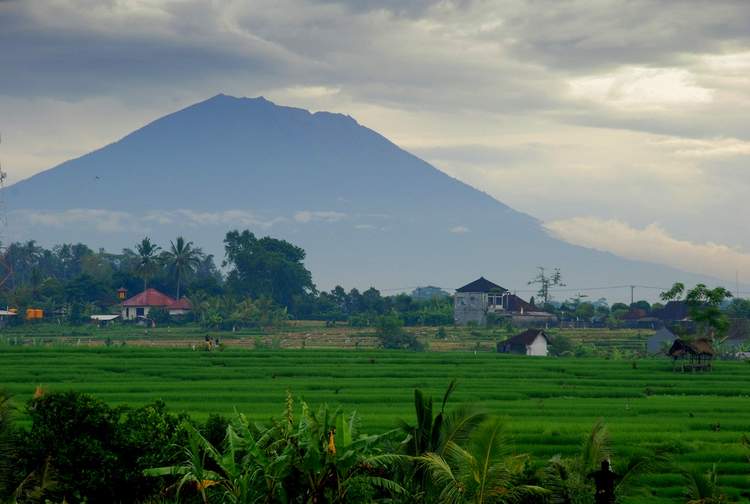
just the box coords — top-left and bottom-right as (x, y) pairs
(1, 346), (749, 501)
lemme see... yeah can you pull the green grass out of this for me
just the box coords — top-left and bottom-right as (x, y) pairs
(1, 345), (749, 501)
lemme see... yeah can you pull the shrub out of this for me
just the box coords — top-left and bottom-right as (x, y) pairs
(548, 334), (574, 356)
(16, 391), (185, 503)
(148, 307), (172, 325)
(376, 314), (424, 351)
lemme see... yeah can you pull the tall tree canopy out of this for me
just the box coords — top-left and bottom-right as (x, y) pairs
(223, 230), (314, 308)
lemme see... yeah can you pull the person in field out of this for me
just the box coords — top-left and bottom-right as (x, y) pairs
(589, 459), (618, 504)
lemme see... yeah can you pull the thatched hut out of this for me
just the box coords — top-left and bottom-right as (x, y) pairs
(668, 338), (715, 372)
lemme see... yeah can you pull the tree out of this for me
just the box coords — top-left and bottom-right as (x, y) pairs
(661, 283), (733, 340)
(376, 314), (423, 351)
(134, 237), (161, 290)
(223, 230), (314, 308)
(528, 267), (565, 305)
(162, 236), (202, 300)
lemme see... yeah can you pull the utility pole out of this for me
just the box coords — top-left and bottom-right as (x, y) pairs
(630, 285), (635, 306)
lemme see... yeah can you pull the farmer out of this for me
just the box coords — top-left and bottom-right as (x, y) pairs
(589, 459), (618, 504)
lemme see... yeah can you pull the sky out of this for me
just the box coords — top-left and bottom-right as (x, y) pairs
(2, 0), (750, 285)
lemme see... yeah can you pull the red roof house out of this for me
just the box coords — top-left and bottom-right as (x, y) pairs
(121, 288), (192, 320)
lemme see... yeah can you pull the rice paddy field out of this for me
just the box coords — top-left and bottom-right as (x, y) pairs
(1, 346), (749, 501)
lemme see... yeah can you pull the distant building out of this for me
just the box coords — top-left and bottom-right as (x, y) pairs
(498, 329), (550, 356)
(647, 327), (676, 354)
(121, 288), (192, 321)
(454, 277), (507, 325)
(453, 277), (555, 326)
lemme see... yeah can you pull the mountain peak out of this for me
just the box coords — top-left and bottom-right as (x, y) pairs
(6, 95), (714, 294)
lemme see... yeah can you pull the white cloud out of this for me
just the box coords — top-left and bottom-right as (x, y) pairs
(14, 208), (288, 233)
(168, 209), (286, 228)
(294, 210), (348, 223)
(18, 209), (140, 233)
(568, 66), (714, 109)
(450, 226), (470, 234)
(544, 217), (750, 283)
(651, 137), (750, 158)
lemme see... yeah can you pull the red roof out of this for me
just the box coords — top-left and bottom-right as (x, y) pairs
(122, 288), (176, 308)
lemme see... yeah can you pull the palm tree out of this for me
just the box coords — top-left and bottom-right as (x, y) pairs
(398, 381), (488, 501)
(162, 236), (202, 299)
(134, 237), (161, 290)
(419, 417), (548, 503)
(399, 380), (487, 457)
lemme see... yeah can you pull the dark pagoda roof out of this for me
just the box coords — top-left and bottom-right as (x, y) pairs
(456, 277), (507, 293)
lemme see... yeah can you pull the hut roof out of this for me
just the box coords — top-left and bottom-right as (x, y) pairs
(504, 329), (550, 346)
(668, 338), (715, 357)
(456, 277), (507, 293)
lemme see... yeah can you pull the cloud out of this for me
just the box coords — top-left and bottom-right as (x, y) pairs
(161, 210), (287, 228)
(294, 210), (348, 223)
(568, 66), (714, 110)
(450, 226), (470, 234)
(13, 208), (289, 233)
(17, 209), (140, 233)
(544, 217), (750, 283)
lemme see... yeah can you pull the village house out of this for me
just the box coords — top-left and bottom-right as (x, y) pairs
(121, 288), (192, 321)
(498, 329), (550, 356)
(453, 277), (555, 326)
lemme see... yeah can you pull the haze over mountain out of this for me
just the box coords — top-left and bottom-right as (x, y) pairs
(7, 94), (719, 300)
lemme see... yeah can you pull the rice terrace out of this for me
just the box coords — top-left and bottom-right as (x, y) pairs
(3, 331), (750, 502)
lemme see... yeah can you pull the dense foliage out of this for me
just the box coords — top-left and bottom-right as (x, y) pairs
(0, 384), (707, 504)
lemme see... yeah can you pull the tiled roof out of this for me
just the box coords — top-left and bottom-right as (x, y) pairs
(122, 288), (176, 307)
(456, 277), (506, 293)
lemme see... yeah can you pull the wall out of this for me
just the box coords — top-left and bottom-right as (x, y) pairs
(527, 335), (548, 356)
(454, 292), (487, 325)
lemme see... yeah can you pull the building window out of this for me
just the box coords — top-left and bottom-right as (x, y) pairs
(136, 307), (144, 317)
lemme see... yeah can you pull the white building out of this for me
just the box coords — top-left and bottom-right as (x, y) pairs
(121, 288), (192, 321)
(498, 329), (550, 356)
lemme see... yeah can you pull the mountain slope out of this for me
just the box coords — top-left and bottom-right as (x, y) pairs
(7, 94), (717, 298)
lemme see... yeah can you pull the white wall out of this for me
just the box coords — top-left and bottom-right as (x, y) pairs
(526, 335), (549, 356)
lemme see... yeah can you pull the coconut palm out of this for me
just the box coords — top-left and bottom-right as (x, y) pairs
(399, 380), (487, 457)
(419, 417), (548, 503)
(134, 237), (161, 290)
(162, 236), (202, 300)
(396, 381), (489, 501)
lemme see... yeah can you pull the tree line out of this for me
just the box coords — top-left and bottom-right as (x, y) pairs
(0, 231), (451, 329)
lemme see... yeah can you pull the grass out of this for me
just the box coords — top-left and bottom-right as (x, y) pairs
(0, 345), (748, 502)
